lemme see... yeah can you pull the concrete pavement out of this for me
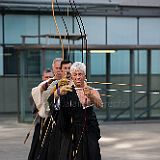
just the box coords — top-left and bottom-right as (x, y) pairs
(0, 115), (160, 160)
(100, 121), (160, 160)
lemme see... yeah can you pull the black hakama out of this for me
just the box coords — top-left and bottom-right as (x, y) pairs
(47, 86), (101, 160)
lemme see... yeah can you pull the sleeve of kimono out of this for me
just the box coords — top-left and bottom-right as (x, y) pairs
(31, 80), (50, 118)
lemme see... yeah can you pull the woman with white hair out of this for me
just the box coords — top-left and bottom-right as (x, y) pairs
(48, 62), (103, 160)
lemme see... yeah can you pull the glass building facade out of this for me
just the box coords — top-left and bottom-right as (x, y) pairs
(0, 1), (160, 122)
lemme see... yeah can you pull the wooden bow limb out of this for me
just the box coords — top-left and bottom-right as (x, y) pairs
(51, 0), (64, 59)
(24, 114), (39, 144)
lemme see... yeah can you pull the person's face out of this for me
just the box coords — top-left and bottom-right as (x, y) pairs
(53, 61), (62, 80)
(61, 63), (72, 78)
(71, 70), (86, 87)
(42, 71), (53, 81)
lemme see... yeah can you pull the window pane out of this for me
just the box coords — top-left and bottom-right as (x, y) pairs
(0, 46), (3, 75)
(4, 47), (18, 74)
(24, 50), (40, 75)
(135, 50), (147, 74)
(0, 14), (2, 44)
(139, 18), (160, 44)
(151, 50), (160, 74)
(91, 53), (106, 75)
(110, 50), (130, 120)
(151, 50), (160, 118)
(4, 14), (38, 44)
(111, 50), (130, 74)
(74, 50), (86, 64)
(41, 50), (62, 70)
(40, 15), (73, 44)
(107, 17), (137, 45)
(74, 16), (106, 44)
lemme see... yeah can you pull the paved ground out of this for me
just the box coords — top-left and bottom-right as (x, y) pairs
(0, 116), (160, 160)
(100, 121), (160, 160)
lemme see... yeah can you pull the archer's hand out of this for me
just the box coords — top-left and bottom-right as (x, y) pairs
(47, 78), (54, 85)
(58, 78), (69, 87)
(83, 86), (92, 97)
(60, 85), (72, 95)
(41, 82), (48, 92)
(50, 79), (69, 95)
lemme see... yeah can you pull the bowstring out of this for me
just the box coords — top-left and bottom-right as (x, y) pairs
(69, 0), (84, 63)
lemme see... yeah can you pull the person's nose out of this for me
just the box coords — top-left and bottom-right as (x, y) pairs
(66, 68), (70, 72)
(76, 75), (80, 80)
(57, 68), (61, 72)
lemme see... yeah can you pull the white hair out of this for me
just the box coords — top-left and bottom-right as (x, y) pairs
(70, 62), (86, 75)
(52, 58), (63, 72)
(52, 58), (63, 66)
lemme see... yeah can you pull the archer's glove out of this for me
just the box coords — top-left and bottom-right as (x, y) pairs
(58, 78), (69, 87)
(60, 85), (72, 95)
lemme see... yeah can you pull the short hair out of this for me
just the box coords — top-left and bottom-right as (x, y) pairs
(52, 58), (63, 67)
(43, 68), (52, 73)
(60, 60), (72, 69)
(70, 62), (86, 75)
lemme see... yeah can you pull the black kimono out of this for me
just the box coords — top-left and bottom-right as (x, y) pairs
(28, 117), (52, 160)
(47, 86), (101, 160)
(28, 80), (57, 160)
